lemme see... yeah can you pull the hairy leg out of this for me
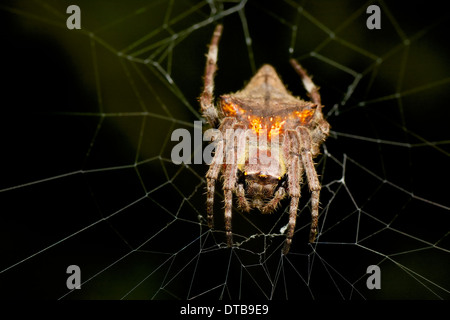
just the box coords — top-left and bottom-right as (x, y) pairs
(289, 58), (321, 106)
(205, 118), (234, 229)
(200, 24), (223, 128)
(236, 184), (251, 212)
(297, 127), (321, 243)
(222, 124), (246, 247)
(261, 187), (286, 214)
(283, 131), (304, 255)
(206, 140), (223, 229)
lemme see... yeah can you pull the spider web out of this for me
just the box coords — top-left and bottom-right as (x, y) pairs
(1, 0), (449, 301)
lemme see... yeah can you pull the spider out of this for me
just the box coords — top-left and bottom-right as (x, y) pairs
(200, 24), (330, 254)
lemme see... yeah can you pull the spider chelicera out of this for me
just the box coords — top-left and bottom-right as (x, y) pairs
(200, 24), (330, 254)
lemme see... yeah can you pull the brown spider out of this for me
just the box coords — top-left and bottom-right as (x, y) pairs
(200, 24), (330, 254)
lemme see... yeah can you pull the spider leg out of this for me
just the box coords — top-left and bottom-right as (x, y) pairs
(261, 187), (286, 214)
(223, 151), (238, 247)
(235, 126), (252, 212)
(236, 184), (251, 212)
(289, 60), (326, 244)
(290, 58), (321, 106)
(223, 188), (234, 247)
(205, 118), (234, 229)
(296, 126), (321, 243)
(222, 124), (247, 247)
(290, 58), (330, 157)
(200, 24), (223, 128)
(283, 130), (304, 255)
(206, 140), (223, 229)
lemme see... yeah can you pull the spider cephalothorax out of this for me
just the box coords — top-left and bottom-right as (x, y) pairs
(200, 24), (330, 254)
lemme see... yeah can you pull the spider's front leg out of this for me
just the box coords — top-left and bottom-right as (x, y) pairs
(283, 131), (304, 255)
(236, 184), (251, 212)
(200, 24), (223, 128)
(290, 59), (326, 243)
(296, 127), (321, 243)
(206, 141), (223, 229)
(261, 187), (286, 214)
(222, 155), (237, 247)
(222, 124), (246, 247)
(206, 118), (234, 229)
